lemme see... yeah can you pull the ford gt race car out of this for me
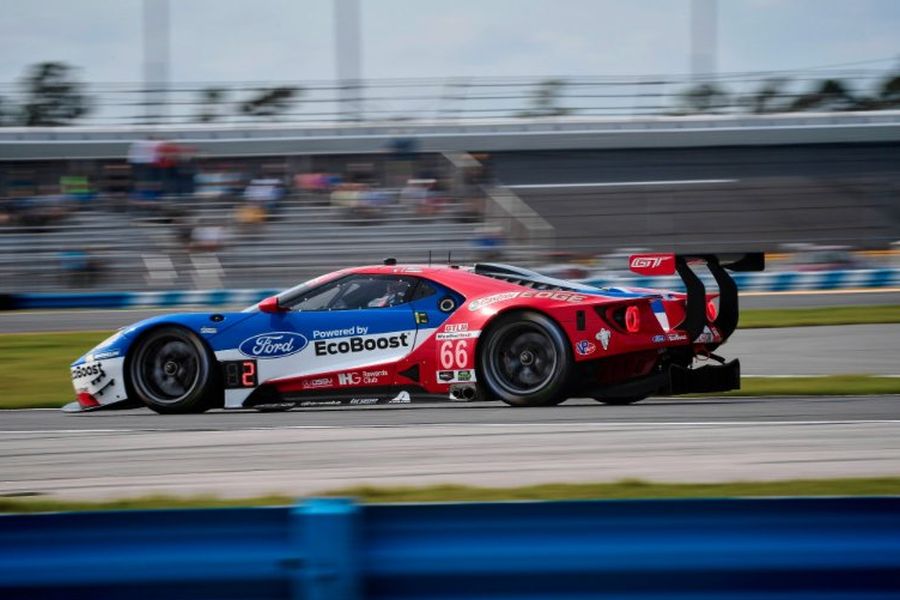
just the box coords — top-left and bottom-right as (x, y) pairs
(66, 253), (763, 414)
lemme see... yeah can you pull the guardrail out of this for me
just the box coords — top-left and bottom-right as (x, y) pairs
(1, 497), (899, 599)
(3, 268), (898, 310)
(2, 70), (897, 127)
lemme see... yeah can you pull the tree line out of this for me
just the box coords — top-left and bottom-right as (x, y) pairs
(0, 62), (303, 126)
(1, 61), (898, 126)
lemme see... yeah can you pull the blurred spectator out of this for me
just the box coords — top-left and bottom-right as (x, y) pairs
(101, 164), (133, 210)
(195, 168), (244, 199)
(156, 140), (182, 196)
(330, 182), (363, 211)
(329, 181), (390, 222)
(189, 220), (227, 253)
(15, 184), (72, 228)
(128, 136), (165, 204)
(244, 177), (284, 214)
(235, 177), (279, 228)
(400, 178), (446, 218)
(127, 137), (158, 186)
(59, 174), (93, 204)
(294, 171), (338, 203)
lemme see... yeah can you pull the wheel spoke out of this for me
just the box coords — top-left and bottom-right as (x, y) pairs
(135, 334), (203, 405)
(489, 323), (559, 395)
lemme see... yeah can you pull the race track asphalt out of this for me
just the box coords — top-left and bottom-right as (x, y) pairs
(1, 396), (898, 500)
(2, 312), (898, 500)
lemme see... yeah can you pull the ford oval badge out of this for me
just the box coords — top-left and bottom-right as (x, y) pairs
(239, 331), (307, 359)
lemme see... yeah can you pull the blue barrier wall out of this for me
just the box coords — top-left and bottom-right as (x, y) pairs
(2, 497), (900, 599)
(5, 269), (900, 310)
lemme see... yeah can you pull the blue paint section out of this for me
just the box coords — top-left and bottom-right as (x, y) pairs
(1, 497), (899, 599)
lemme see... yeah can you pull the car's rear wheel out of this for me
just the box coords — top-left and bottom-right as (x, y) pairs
(592, 395), (648, 406)
(479, 312), (572, 407)
(128, 326), (220, 414)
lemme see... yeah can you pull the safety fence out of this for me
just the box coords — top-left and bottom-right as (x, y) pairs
(2, 68), (897, 127)
(1, 497), (899, 599)
(3, 268), (899, 310)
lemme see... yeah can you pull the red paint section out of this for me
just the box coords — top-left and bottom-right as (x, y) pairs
(76, 391), (99, 408)
(628, 254), (676, 276)
(259, 264), (739, 399)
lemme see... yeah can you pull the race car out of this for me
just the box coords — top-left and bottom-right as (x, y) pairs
(66, 253), (763, 414)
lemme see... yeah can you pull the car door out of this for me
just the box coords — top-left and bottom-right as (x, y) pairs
(245, 274), (422, 381)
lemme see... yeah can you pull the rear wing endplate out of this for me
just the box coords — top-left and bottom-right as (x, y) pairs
(628, 253), (765, 342)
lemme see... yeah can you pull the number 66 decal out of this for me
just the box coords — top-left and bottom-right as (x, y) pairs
(439, 339), (469, 369)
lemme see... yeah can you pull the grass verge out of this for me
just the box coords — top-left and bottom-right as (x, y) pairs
(740, 305), (900, 328)
(3, 477), (899, 512)
(0, 331), (110, 409)
(728, 375), (900, 396)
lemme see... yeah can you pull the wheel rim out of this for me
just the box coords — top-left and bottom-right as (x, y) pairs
(133, 335), (202, 405)
(487, 323), (558, 395)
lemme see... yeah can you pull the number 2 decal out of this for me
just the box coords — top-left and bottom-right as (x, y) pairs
(439, 340), (469, 369)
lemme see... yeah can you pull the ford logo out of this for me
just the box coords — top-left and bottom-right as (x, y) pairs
(239, 331), (308, 359)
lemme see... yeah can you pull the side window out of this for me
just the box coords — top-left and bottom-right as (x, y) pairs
(411, 279), (437, 301)
(284, 275), (417, 311)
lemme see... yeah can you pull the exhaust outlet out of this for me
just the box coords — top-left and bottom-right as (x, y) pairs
(450, 384), (477, 401)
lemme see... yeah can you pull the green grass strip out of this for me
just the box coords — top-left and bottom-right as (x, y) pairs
(740, 305), (900, 328)
(0, 331), (110, 409)
(3, 477), (900, 512)
(733, 375), (900, 396)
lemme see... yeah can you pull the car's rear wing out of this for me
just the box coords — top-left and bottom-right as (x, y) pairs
(629, 253), (765, 341)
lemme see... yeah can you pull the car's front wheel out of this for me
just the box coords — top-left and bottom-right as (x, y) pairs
(479, 312), (573, 407)
(128, 326), (220, 414)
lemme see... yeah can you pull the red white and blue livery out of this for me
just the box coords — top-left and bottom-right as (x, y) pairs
(67, 253), (763, 413)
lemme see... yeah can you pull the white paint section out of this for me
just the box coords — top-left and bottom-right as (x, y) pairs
(70, 356), (127, 406)
(507, 179), (738, 189)
(218, 328), (437, 401)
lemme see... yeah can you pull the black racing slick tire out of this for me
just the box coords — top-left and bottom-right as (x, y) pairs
(127, 326), (221, 414)
(479, 311), (573, 407)
(592, 395), (648, 406)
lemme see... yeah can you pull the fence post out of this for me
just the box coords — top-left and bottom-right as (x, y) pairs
(292, 498), (362, 600)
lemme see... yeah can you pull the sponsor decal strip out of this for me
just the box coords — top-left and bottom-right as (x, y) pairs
(468, 290), (587, 311)
(437, 369), (476, 384)
(315, 333), (410, 356)
(240, 332), (308, 359)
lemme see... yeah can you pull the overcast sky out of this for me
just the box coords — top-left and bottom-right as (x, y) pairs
(2, 0), (899, 84)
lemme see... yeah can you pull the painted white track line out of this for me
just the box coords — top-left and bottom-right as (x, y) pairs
(507, 179), (738, 189)
(5, 420), (900, 435)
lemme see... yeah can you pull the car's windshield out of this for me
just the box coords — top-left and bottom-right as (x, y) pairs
(241, 272), (346, 312)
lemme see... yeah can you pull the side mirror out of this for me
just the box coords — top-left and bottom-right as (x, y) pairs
(258, 296), (286, 314)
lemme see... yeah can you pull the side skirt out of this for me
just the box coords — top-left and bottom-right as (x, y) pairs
(241, 385), (484, 409)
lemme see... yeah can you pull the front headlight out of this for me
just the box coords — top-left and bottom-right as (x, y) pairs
(95, 330), (125, 350)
